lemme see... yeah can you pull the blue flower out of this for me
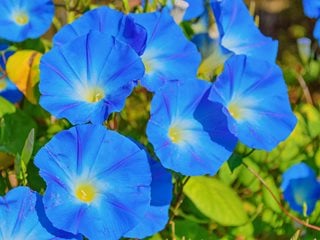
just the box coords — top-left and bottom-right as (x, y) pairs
(34, 124), (151, 240)
(167, 0), (205, 20)
(125, 157), (173, 238)
(211, 0), (278, 62)
(0, 50), (23, 103)
(0, 0), (54, 42)
(302, 0), (320, 18)
(147, 80), (237, 176)
(40, 31), (145, 125)
(281, 163), (320, 215)
(53, 6), (147, 55)
(209, 55), (297, 151)
(131, 8), (201, 92)
(191, 33), (231, 78)
(314, 19), (320, 45)
(0, 186), (75, 239)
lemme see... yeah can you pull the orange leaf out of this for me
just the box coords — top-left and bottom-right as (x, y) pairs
(6, 50), (42, 104)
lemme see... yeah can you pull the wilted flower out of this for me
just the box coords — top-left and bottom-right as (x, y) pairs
(209, 55), (297, 151)
(40, 31), (144, 124)
(0, 0), (54, 42)
(34, 124), (152, 239)
(147, 80), (237, 176)
(281, 163), (320, 215)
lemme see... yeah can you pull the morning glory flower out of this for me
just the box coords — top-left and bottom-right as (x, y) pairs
(0, 0), (54, 42)
(40, 31), (145, 125)
(192, 33), (231, 79)
(125, 157), (173, 238)
(281, 163), (320, 215)
(0, 50), (23, 103)
(168, 0), (205, 21)
(209, 55), (297, 151)
(0, 186), (78, 239)
(130, 8), (201, 92)
(34, 124), (151, 239)
(147, 80), (237, 176)
(302, 0), (320, 18)
(53, 6), (147, 55)
(211, 0), (278, 63)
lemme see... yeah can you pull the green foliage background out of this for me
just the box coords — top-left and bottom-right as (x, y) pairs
(0, 0), (320, 239)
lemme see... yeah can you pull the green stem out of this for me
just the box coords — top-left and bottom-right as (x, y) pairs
(242, 161), (320, 232)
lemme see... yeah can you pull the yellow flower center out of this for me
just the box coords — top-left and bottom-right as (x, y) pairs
(75, 183), (97, 203)
(228, 102), (242, 120)
(0, 80), (7, 91)
(13, 12), (29, 25)
(84, 87), (105, 103)
(143, 60), (152, 74)
(168, 126), (183, 143)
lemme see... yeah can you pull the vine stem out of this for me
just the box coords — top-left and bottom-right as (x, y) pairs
(167, 176), (191, 240)
(169, 176), (191, 223)
(242, 161), (320, 232)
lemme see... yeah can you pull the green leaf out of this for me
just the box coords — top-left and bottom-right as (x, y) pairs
(0, 108), (37, 155)
(0, 97), (16, 117)
(184, 176), (248, 226)
(15, 128), (35, 184)
(174, 220), (217, 240)
(227, 153), (243, 173)
(262, 176), (281, 213)
(20, 128), (34, 167)
(290, 229), (302, 240)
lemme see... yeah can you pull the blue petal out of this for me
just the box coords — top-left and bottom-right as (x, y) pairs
(131, 8), (201, 92)
(34, 124), (151, 239)
(211, 0), (278, 63)
(313, 18), (320, 45)
(0, 187), (59, 239)
(40, 31), (144, 124)
(53, 6), (147, 55)
(209, 55), (297, 151)
(125, 157), (173, 238)
(183, 0), (206, 20)
(147, 80), (237, 176)
(302, 0), (320, 18)
(0, 0), (54, 42)
(281, 163), (320, 215)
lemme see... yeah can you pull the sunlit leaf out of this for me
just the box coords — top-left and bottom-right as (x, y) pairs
(184, 176), (248, 226)
(6, 50), (42, 104)
(0, 97), (16, 117)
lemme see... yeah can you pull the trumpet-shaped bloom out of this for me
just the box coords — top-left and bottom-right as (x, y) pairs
(192, 33), (231, 79)
(34, 124), (151, 240)
(209, 55), (297, 151)
(0, 0), (54, 42)
(147, 80), (237, 176)
(281, 163), (320, 215)
(53, 6), (147, 55)
(40, 31), (145, 124)
(211, 0), (278, 63)
(0, 186), (79, 239)
(125, 157), (173, 238)
(302, 0), (320, 18)
(130, 9), (201, 92)
(0, 50), (23, 103)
